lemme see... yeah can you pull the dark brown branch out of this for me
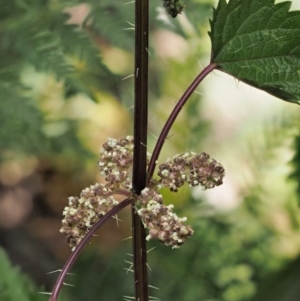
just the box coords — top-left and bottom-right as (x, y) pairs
(131, 0), (149, 300)
(147, 63), (218, 178)
(49, 198), (133, 301)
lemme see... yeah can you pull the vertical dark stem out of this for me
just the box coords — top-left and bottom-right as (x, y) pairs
(132, 0), (149, 300)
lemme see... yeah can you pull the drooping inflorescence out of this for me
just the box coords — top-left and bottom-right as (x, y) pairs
(60, 136), (225, 250)
(156, 152), (225, 192)
(98, 136), (134, 190)
(61, 136), (135, 250)
(136, 188), (194, 248)
(60, 184), (119, 251)
(162, 0), (186, 18)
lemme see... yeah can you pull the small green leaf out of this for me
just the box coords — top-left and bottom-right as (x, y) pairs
(209, 0), (300, 104)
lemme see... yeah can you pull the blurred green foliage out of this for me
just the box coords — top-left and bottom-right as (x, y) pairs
(1, 0), (300, 301)
(290, 134), (300, 206)
(0, 247), (48, 301)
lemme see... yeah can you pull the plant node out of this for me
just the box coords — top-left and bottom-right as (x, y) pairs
(60, 136), (225, 250)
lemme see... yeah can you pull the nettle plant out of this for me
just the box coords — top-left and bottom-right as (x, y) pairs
(49, 0), (300, 300)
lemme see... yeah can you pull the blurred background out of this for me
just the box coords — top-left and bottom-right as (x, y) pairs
(1, 0), (300, 300)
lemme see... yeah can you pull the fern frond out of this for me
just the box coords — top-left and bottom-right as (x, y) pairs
(85, 0), (135, 50)
(0, 83), (49, 158)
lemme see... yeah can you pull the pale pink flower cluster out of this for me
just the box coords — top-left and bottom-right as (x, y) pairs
(136, 188), (194, 248)
(157, 152), (225, 191)
(60, 183), (119, 250)
(98, 136), (134, 189)
(61, 136), (135, 250)
(60, 136), (225, 250)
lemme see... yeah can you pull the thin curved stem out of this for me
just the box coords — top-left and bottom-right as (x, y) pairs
(147, 63), (218, 178)
(49, 198), (133, 301)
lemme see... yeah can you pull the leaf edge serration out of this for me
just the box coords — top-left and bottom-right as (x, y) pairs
(209, 0), (300, 104)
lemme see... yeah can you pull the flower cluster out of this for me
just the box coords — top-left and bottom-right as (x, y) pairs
(162, 0), (185, 18)
(60, 184), (119, 250)
(136, 188), (194, 248)
(157, 152), (225, 192)
(61, 136), (134, 250)
(98, 136), (134, 189)
(61, 136), (225, 250)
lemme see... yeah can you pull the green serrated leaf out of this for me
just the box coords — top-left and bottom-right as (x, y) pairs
(209, 0), (300, 104)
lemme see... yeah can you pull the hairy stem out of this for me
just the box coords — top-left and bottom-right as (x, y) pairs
(48, 198), (133, 301)
(133, 0), (149, 194)
(132, 0), (149, 300)
(147, 63), (218, 178)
